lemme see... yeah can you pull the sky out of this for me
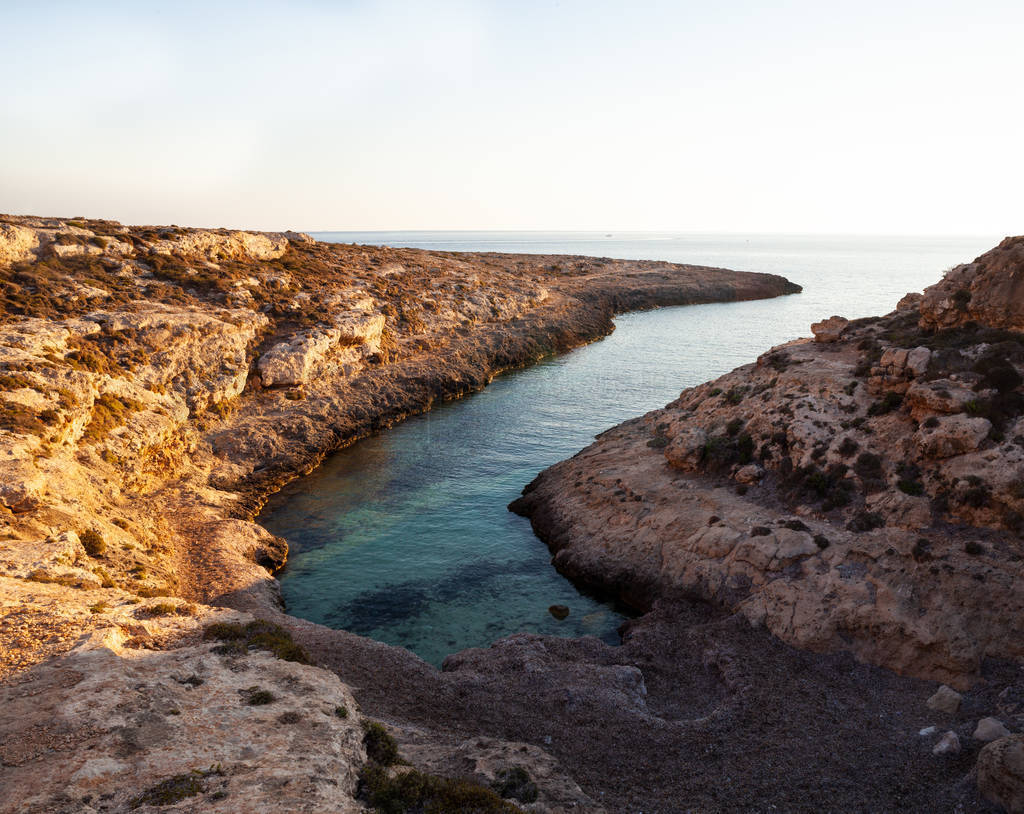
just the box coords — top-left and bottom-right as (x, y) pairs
(1, 0), (1022, 234)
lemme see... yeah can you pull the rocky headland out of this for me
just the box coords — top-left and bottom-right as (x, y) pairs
(512, 236), (1024, 812)
(0, 214), (803, 813)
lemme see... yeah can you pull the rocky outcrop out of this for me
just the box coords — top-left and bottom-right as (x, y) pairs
(257, 311), (384, 387)
(0, 216), (299, 269)
(0, 223), (39, 266)
(919, 235), (1024, 333)
(148, 229), (290, 262)
(513, 237), (1024, 689)
(0, 212), (801, 811)
(0, 606), (366, 814)
(810, 314), (849, 342)
(978, 735), (1024, 813)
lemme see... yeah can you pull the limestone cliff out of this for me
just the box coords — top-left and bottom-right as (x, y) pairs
(0, 213), (800, 813)
(511, 237), (1024, 812)
(513, 237), (1024, 688)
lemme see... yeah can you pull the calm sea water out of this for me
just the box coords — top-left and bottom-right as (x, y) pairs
(261, 233), (997, 666)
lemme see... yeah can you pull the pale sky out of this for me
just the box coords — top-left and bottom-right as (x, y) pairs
(2, 0), (1021, 233)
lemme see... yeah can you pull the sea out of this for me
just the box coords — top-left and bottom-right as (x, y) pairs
(259, 232), (998, 666)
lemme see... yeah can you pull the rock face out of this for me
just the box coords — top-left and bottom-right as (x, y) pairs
(811, 315), (850, 342)
(0, 223), (39, 266)
(0, 212), (801, 811)
(978, 735), (1024, 814)
(0, 609), (366, 814)
(512, 236), (1024, 688)
(919, 235), (1024, 333)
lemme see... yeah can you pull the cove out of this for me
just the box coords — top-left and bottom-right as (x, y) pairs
(258, 233), (995, 667)
(259, 297), (814, 666)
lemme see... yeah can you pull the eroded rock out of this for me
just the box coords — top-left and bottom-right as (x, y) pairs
(978, 735), (1024, 814)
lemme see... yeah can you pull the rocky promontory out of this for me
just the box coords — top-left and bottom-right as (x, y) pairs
(513, 236), (1024, 811)
(0, 214), (800, 813)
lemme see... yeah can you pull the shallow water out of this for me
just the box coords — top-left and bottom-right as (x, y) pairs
(260, 233), (996, 666)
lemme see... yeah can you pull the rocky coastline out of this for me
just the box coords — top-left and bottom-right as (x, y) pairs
(512, 236), (1024, 812)
(3, 214), (1021, 813)
(0, 214), (803, 813)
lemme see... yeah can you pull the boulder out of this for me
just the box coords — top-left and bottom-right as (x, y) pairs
(811, 315), (849, 343)
(904, 379), (978, 418)
(259, 329), (343, 388)
(664, 427), (708, 470)
(976, 718), (1013, 742)
(916, 415), (991, 459)
(977, 735), (1024, 814)
(927, 684), (962, 715)
(932, 730), (961, 755)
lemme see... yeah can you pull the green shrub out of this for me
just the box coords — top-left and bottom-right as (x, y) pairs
(363, 720), (401, 766)
(491, 766), (539, 803)
(130, 767), (223, 808)
(79, 528), (106, 557)
(241, 686), (275, 706)
(853, 452), (883, 480)
(867, 391), (903, 416)
(358, 764), (521, 814)
(847, 510), (884, 532)
(897, 479), (925, 496)
(203, 619), (310, 663)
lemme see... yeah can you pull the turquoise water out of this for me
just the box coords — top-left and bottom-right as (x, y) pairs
(260, 233), (997, 666)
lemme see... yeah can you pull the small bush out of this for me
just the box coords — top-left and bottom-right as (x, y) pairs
(962, 485), (989, 508)
(363, 720), (401, 766)
(143, 602), (181, 614)
(837, 437), (859, 458)
(241, 686), (275, 706)
(129, 767), (223, 809)
(965, 541), (986, 556)
(204, 619), (309, 663)
(847, 510), (884, 532)
(492, 766), (539, 803)
(897, 479), (925, 496)
(912, 539), (932, 561)
(358, 764), (521, 814)
(854, 452), (884, 480)
(646, 433), (669, 449)
(79, 528), (106, 557)
(335, 705), (349, 719)
(867, 391), (903, 416)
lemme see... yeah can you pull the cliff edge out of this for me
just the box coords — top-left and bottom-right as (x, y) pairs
(0, 214), (799, 813)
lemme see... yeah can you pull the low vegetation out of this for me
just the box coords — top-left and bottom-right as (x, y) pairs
(358, 765), (522, 814)
(203, 619), (310, 663)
